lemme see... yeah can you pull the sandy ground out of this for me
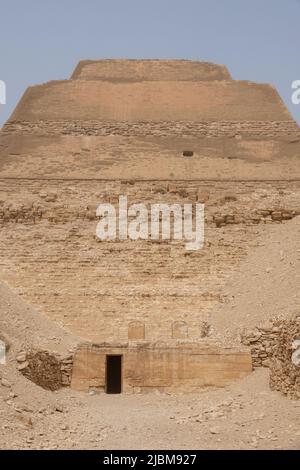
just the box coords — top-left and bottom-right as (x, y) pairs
(0, 365), (299, 450)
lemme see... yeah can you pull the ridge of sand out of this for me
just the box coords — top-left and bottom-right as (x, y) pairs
(0, 280), (78, 355)
(210, 216), (300, 346)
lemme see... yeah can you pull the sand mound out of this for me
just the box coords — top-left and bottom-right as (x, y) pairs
(210, 216), (300, 346)
(0, 280), (78, 355)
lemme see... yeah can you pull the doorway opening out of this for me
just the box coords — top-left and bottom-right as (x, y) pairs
(106, 355), (122, 394)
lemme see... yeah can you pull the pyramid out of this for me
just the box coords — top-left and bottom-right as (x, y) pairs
(0, 60), (299, 393)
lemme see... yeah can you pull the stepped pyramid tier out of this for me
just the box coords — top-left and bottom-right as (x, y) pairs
(0, 59), (299, 180)
(0, 60), (299, 394)
(71, 59), (233, 81)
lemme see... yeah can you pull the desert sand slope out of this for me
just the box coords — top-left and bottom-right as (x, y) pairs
(211, 216), (300, 346)
(0, 280), (78, 355)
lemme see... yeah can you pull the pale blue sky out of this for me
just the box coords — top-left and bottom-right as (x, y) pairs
(0, 0), (299, 126)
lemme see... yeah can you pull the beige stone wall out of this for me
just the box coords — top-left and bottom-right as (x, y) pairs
(242, 318), (300, 399)
(242, 324), (282, 368)
(16, 349), (73, 390)
(4, 120), (299, 138)
(270, 318), (300, 399)
(9, 80), (292, 123)
(71, 59), (232, 81)
(0, 179), (299, 344)
(1, 132), (299, 180)
(71, 343), (252, 393)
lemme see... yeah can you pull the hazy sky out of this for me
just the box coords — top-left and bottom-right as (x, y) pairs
(0, 0), (299, 126)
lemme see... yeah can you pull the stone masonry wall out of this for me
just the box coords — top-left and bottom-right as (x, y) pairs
(16, 349), (73, 390)
(270, 318), (300, 399)
(0, 179), (299, 343)
(71, 59), (232, 81)
(71, 343), (252, 393)
(3, 120), (299, 138)
(242, 317), (300, 399)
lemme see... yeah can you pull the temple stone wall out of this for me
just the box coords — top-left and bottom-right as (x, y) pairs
(70, 343), (252, 393)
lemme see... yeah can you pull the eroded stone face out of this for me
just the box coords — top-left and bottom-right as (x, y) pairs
(242, 318), (300, 399)
(17, 350), (73, 391)
(70, 344), (252, 393)
(0, 179), (299, 344)
(71, 59), (233, 81)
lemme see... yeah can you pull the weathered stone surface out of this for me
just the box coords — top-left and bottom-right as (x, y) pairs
(19, 350), (73, 391)
(71, 59), (232, 81)
(242, 317), (300, 398)
(71, 343), (252, 393)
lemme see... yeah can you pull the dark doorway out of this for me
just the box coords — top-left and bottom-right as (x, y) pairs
(106, 355), (122, 394)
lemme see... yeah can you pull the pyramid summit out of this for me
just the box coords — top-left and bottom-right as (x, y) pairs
(71, 59), (233, 81)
